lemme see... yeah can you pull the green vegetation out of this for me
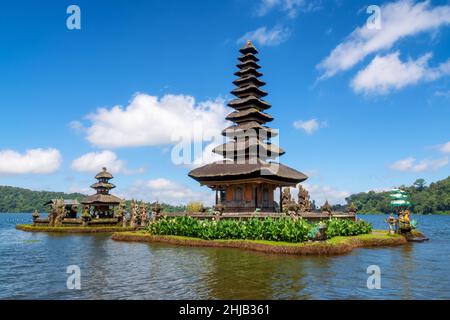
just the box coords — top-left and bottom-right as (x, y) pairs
(0, 186), (85, 213)
(326, 218), (373, 237)
(0, 185), (186, 213)
(343, 176), (450, 214)
(16, 224), (135, 233)
(147, 216), (372, 243)
(186, 201), (204, 213)
(112, 229), (405, 256)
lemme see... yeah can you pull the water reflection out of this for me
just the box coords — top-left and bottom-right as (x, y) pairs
(1, 213), (450, 300)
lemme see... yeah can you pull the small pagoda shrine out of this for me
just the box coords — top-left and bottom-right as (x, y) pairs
(82, 167), (121, 218)
(189, 41), (308, 212)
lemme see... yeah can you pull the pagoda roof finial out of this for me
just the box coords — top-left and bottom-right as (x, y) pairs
(95, 167), (113, 180)
(240, 40), (258, 54)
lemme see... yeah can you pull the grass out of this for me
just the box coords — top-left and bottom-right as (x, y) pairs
(111, 230), (407, 256)
(16, 224), (136, 233)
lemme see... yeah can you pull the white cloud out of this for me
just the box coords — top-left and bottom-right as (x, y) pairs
(293, 118), (327, 134)
(81, 93), (229, 149)
(144, 178), (178, 190)
(351, 51), (450, 94)
(127, 178), (213, 205)
(304, 183), (351, 206)
(389, 156), (449, 172)
(439, 141), (450, 153)
(71, 150), (144, 175)
(0, 148), (62, 175)
(318, 0), (450, 79)
(69, 120), (85, 132)
(434, 90), (450, 98)
(238, 25), (291, 47)
(257, 0), (319, 18)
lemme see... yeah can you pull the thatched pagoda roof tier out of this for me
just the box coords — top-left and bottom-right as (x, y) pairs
(231, 85), (268, 99)
(212, 140), (285, 159)
(239, 41), (259, 55)
(222, 121), (278, 137)
(234, 67), (262, 78)
(189, 41), (309, 188)
(90, 182), (116, 190)
(95, 167), (113, 180)
(45, 199), (80, 206)
(81, 194), (122, 205)
(238, 53), (260, 63)
(189, 160), (307, 186)
(237, 60), (261, 70)
(226, 108), (273, 123)
(233, 75), (266, 87)
(228, 96), (271, 110)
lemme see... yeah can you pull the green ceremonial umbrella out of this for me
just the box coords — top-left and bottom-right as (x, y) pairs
(390, 199), (411, 207)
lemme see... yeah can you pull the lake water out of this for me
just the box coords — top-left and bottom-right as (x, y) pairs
(0, 213), (449, 300)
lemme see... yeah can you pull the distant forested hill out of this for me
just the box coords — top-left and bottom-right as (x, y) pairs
(0, 186), (86, 213)
(345, 176), (450, 214)
(0, 185), (186, 213)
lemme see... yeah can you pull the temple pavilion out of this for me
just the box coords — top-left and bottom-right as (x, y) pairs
(82, 167), (121, 218)
(189, 41), (308, 212)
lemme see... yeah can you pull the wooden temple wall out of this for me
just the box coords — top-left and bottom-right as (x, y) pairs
(221, 183), (276, 212)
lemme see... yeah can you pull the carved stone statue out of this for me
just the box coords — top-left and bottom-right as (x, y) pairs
(32, 210), (40, 225)
(115, 199), (126, 223)
(151, 202), (162, 221)
(347, 202), (357, 215)
(53, 199), (65, 227)
(81, 205), (91, 226)
(321, 200), (333, 215)
(297, 185), (312, 213)
(282, 188), (292, 205)
(282, 188), (298, 214)
(140, 202), (148, 227)
(130, 200), (138, 228)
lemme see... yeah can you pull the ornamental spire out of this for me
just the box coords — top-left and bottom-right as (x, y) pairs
(91, 167), (116, 195)
(213, 41), (284, 162)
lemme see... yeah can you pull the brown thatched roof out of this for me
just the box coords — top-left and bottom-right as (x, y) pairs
(228, 96), (271, 109)
(95, 167), (113, 179)
(237, 60), (261, 70)
(45, 199), (80, 206)
(188, 42), (309, 188)
(81, 194), (121, 205)
(233, 75), (266, 87)
(234, 67), (262, 78)
(238, 53), (260, 62)
(240, 41), (258, 55)
(231, 85), (268, 98)
(189, 160), (308, 185)
(90, 182), (116, 190)
(226, 108), (273, 123)
(213, 140), (285, 157)
(222, 121), (278, 137)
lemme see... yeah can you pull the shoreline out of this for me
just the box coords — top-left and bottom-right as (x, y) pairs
(111, 230), (407, 256)
(16, 224), (136, 233)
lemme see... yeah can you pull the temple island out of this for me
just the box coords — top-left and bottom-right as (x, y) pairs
(111, 41), (426, 254)
(17, 167), (153, 233)
(17, 41), (427, 252)
(186, 41), (356, 220)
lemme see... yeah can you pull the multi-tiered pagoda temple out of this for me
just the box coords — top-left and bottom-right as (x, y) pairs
(82, 167), (121, 218)
(189, 41), (308, 212)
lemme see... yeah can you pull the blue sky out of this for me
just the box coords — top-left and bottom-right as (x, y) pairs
(0, 0), (449, 205)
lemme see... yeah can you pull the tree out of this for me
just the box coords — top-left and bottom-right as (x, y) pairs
(413, 178), (427, 191)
